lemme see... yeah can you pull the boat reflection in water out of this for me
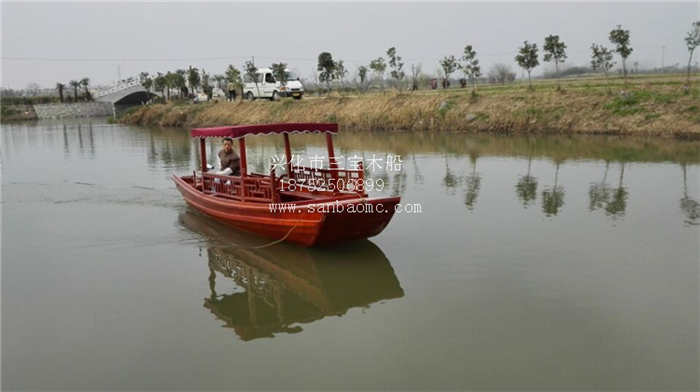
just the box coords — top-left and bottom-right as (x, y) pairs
(178, 211), (404, 341)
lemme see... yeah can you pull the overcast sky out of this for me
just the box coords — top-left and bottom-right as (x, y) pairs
(2, 1), (698, 89)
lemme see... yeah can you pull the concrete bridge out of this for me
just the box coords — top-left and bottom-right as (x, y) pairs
(93, 77), (157, 105)
(95, 85), (156, 105)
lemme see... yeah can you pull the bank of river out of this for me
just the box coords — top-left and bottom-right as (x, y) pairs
(0, 104), (37, 121)
(117, 81), (700, 139)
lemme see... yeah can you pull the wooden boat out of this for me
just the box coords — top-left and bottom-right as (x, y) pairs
(172, 123), (401, 247)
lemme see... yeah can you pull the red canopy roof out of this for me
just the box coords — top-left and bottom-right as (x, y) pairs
(191, 123), (338, 139)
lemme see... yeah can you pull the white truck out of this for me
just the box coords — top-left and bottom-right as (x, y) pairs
(243, 68), (304, 101)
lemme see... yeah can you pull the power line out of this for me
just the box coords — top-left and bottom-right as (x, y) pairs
(1, 56), (253, 62)
(1, 45), (672, 64)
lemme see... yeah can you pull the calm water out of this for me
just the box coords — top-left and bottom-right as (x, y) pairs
(2, 119), (699, 390)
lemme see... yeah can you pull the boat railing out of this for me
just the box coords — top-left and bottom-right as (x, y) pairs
(199, 172), (277, 203)
(290, 165), (364, 194)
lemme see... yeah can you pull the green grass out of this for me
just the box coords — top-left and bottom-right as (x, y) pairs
(632, 90), (676, 104)
(1, 105), (18, 117)
(604, 101), (645, 116)
(436, 100), (455, 118)
(604, 96), (643, 116)
(514, 106), (563, 121)
(116, 105), (143, 119)
(603, 89), (677, 116)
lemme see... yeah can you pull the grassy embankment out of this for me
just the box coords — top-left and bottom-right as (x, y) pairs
(0, 104), (37, 122)
(119, 73), (700, 139)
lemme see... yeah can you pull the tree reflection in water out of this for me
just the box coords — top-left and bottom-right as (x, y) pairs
(392, 168), (407, 197)
(605, 163), (628, 220)
(542, 162), (565, 216)
(589, 161), (611, 212)
(412, 154), (424, 186)
(680, 163), (700, 226)
(463, 154), (481, 211)
(516, 156), (538, 208)
(442, 158), (461, 195)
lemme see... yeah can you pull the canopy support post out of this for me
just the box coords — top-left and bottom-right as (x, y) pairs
(326, 133), (339, 192)
(283, 133), (293, 177)
(200, 138), (207, 172)
(239, 138), (247, 177)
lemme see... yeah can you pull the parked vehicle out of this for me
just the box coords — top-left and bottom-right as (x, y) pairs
(243, 68), (304, 101)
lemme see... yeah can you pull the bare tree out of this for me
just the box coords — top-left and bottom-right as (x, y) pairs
(488, 63), (516, 84)
(25, 83), (41, 97)
(410, 63), (422, 92)
(591, 44), (616, 93)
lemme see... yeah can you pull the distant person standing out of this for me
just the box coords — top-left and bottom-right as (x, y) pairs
(227, 81), (237, 102)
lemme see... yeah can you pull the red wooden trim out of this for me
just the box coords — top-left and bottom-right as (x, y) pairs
(270, 169), (278, 203)
(191, 123), (338, 139)
(289, 165), (365, 195)
(326, 133), (339, 193)
(200, 138), (207, 173)
(201, 172), (276, 203)
(358, 160), (365, 182)
(238, 138), (247, 178)
(283, 133), (293, 177)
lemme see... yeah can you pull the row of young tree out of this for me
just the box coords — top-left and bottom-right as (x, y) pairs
(136, 61), (299, 101)
(55, 78), (91, 103)
(314, 46), (482, 94)
(317, 22), (700, 94)
(138, 66), (215, 100)
(51, 22), (700, 101)
(514, 24), (674, 91)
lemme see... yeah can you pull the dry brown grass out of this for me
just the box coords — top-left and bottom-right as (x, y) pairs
(119, 73), (700, 139)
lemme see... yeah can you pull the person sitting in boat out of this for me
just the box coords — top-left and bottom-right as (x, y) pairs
(215, 137), (241, 176)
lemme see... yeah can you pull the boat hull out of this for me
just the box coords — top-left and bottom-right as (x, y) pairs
(172, 174), (400, 247)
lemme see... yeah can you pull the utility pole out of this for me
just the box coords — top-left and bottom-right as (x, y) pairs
(661, 45), (665, 70)
(117, 65), (122, 83)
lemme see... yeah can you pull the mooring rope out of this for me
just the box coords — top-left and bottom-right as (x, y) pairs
(253, 209), (307, 249)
